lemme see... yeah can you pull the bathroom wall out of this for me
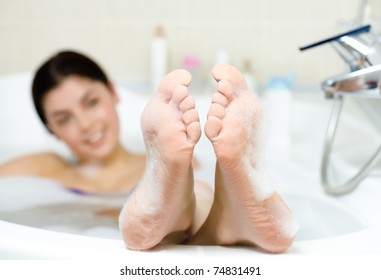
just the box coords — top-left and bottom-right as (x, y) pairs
(0, 0), (367, 88)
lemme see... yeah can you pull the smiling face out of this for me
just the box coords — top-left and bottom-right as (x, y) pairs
(43, 75), (120, 163)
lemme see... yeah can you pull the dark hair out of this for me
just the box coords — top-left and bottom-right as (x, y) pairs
(32, 50), (110, 130)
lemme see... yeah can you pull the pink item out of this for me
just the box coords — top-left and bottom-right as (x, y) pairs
(183, 56), (200, 70)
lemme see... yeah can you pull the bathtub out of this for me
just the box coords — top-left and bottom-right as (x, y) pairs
(0, 72), (381, 260)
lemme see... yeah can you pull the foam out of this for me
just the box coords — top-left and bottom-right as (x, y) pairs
(120, 159), (163, 219)
(240, 95), (268, 169)
(75, 163), (102, 178)
(272, 201), (300, 239)
(142, 149), (163, 208)
(244, 138), (276, 200)
(118, 188), (137, 229)
(245, 164), (277, 201)
(239, 92), (280, 201)
(280, 214), (300, 239)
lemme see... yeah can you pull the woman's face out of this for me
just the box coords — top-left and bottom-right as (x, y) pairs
(43, 75), (120, 163)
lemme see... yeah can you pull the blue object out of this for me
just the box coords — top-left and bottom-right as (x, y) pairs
(266, 74), (295, 91)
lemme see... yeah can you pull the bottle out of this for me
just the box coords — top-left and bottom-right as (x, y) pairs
(208, 49), (230, 92)
(242, 59), (258, 94)
(151, 26), (167, 93)
(214, 49), (230, 66)
(262, 75), (294, 157)
(182, 55), (203, 93)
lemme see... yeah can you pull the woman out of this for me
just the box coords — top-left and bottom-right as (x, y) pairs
(0, 51), (296, 252)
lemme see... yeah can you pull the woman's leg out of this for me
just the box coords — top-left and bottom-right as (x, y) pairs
(189, 64), (298, 253)
(119, 69), (201, 250)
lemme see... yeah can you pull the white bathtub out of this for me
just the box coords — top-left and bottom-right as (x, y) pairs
(1, 73), (381, 259)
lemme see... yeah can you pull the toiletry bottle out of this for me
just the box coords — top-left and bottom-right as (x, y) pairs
(262, 75), (293, 157)
(214, 49), (230, 66)
(183, 55), (203, 94)
(151, 26), (167, 93)
(209, 49), (230, 92)
(242, 59), (257, 94)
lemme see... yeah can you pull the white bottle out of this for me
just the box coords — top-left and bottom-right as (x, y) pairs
(151, 26), (167, 93)
(242, 59), (258, 94)
(182, 55), (202, 93)
(262, 75), (293, 157)
(208, 49), (230, 92)
(214, 48), (230, 66)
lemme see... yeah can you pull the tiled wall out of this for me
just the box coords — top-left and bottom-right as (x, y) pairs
(0, 0), (367, 87)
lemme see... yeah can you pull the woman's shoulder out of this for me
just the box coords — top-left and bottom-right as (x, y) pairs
(12, 152), (68, 166)
(0, 152), (70, 177)
(26, 152), (67, 161)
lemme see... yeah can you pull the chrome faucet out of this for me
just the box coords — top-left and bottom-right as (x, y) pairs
(300, 25), (381, 195)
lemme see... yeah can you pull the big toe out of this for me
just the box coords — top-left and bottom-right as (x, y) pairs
(212, 64), (247, 93)
(158, 69), (192, 102)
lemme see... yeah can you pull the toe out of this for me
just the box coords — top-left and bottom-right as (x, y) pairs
(172, 85), (188, 106)
(212, 64), (247, 93)
(179, 96), (195, 113)
(187, 122), (201, 144)
(158, 69), (192, 102)
(207, 103), (225, 120)
(183, 108), (199, 125)
(212, 91), (229, 107)
(216, 80), (234, 100)
(205, 116), (222, 140)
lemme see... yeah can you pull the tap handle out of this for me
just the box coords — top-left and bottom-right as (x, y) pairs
(299, 24), (371, 51)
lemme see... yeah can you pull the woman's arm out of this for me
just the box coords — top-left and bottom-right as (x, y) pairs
(0, 152), (122, 193)
(0, 152), (67, 177)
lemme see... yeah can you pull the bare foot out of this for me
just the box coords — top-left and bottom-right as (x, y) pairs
(194, 64), (297, 252)
(119, 69), (201, 250)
